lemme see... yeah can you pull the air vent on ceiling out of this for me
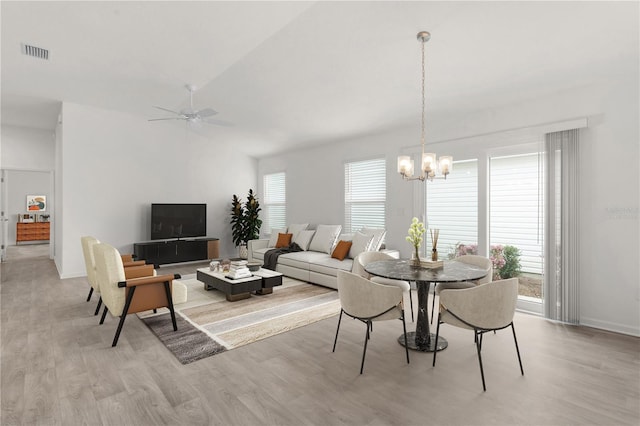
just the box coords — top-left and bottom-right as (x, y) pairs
(21, 43), (49, 60)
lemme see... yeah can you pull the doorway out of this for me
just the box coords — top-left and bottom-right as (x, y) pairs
(0, 169), (54, 262)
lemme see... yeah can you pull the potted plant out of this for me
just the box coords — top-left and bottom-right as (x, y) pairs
(230, 189), (262, 259)
(406, 217), (426, 267)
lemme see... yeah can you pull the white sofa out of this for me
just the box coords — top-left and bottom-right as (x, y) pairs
(248, 224), (399, 290)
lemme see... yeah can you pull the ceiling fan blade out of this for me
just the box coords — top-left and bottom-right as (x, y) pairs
(148, 117), (186, 122)
(152, 106), (182, 115)
(202, 118), (234, 127)
(196, 108), (218, 117)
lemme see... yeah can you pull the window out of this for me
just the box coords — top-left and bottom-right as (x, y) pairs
(490, 153), (544, 276)
(263, 172), (286, 233)
(426, 159), (478, 259)
(344, 158), (386, 233)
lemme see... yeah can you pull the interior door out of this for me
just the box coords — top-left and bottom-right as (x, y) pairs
(1, 170), (8, 262)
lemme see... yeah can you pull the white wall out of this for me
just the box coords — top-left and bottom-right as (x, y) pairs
(258, 76), (639, 336)
(57, 102), (257, 278)
(1, 125), (55, 170)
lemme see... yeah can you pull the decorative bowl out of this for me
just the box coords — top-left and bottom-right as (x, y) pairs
(247, 261), (261, 272)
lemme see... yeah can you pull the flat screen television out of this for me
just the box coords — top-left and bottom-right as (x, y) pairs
(151, 203), (206, 240)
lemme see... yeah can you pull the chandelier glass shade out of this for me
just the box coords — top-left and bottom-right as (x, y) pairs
(398, 31), (452, 181)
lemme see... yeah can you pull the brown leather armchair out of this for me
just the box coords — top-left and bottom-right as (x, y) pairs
(81, 236), (155, 315)
(93, 242), (182, 347)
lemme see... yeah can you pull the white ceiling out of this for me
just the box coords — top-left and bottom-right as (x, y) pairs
(2, 1), (638, 157)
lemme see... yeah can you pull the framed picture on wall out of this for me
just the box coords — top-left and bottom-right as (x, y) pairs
(27, 195), (46, 212)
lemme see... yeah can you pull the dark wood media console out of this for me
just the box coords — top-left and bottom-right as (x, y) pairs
(133, 238), (219, 267)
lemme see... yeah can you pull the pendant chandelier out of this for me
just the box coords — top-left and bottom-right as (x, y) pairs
(397, 31), (452, 181)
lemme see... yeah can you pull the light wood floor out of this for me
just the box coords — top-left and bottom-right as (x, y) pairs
(1, 245), (639, 426)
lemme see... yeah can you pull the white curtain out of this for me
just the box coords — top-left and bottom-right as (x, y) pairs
(544, 129), (580, 323)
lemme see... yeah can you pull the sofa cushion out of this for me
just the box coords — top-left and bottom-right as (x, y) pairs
(309, 224), (342, 254)
(268, 227), (287, 248)
(361, 227), (387, 251)
(276, 233), (293, 248)
(331, 240), (352, 261)
(288, 223), (309, 240)
(293, 229), (316, 251)
(253, 247), (270, 261)
(309, 256), (354, 277)
(278, 251), (329, 269)
(348, 231), (374, 259)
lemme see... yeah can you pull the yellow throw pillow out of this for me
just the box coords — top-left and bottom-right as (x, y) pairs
(331, 240), (353, 261)
(275, 233), (293, 248)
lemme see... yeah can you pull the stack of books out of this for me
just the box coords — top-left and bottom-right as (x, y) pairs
(226, 260), (251, 279)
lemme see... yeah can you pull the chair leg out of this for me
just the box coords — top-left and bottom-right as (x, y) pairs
(99, 306), (108, 324)
(86, 287), (93, 302)
(476, 330), (487, 391)
(511, 323), (524, 376)
(402, 311), (410, 364)
(430, 284), (436, 323)
(94, 297), (102, 316)
(360, 320), (371, 374)
(163, 281), (178, 331)
(112, 286), (136, 347)
(432, 314), (442, 366)
(332, 310), (344, 352)
(408, 289), (414, 322)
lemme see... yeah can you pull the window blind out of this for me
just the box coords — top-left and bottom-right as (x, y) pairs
(426, 159), (478, 258)
(263, 172), (286, 233)
(344, 158), (386, 233)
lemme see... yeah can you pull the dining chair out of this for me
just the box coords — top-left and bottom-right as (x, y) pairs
(432, 278), (524, 391)
(353, 251), (414, 322)
(333, 270), (410, 374)
(430, 254), (492, 323)
(93, 242), (182, 347)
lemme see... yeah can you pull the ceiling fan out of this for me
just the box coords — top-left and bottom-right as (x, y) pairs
(149, 84), (232, 126)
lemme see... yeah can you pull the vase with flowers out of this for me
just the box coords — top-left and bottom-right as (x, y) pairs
(406, 217), (426, 267)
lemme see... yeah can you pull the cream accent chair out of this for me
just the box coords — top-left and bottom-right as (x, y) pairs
(81, 236), (187, 316)
(93, 243), (182, 347)
(431, 254), (493, 323)
(332, 270), (410, 374)
(432, 278), (524, 391)
(353, 251), (414, 322)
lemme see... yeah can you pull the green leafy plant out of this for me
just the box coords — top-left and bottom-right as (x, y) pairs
(406, 217), (426, 262)
(500, 245), (522, 279)
(230, 189), (262, 246)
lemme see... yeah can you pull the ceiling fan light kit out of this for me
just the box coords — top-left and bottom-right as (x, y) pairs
(398, 31), (452, 182)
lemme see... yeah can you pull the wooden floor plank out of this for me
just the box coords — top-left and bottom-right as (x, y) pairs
(1, 244), (639, 425)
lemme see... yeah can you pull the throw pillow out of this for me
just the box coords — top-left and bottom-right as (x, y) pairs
(308, 224), (342, 254)
(293, 230), (316, 251)
(268, 227), (287, 248)
(348, 231), (375, 259)
(275, 233), (293, 248)
(361, 228), (387, 251)
(287, 223), (309, 240)
(331, 240), (353, 261)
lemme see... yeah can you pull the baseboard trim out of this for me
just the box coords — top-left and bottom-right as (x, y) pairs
(580, 317), (640, 337)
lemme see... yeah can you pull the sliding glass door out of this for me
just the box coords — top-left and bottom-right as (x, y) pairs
(490, 153), (544, 309)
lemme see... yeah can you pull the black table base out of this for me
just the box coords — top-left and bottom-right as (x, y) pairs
(398, 331), (448, 352)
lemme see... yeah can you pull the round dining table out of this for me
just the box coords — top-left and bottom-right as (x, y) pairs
(364, 259), (488, 352)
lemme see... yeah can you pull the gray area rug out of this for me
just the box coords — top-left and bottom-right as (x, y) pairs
(142, 312), (227, 364)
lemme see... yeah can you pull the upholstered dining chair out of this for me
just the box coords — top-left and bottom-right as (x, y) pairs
(93, 242), (182, 347)
(432, 278), (524, 391)
(333, 270), (410, 374)
(81, 236), (157, 315)
(353, 251), (414, 322)
(430, 254), (493, 323)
